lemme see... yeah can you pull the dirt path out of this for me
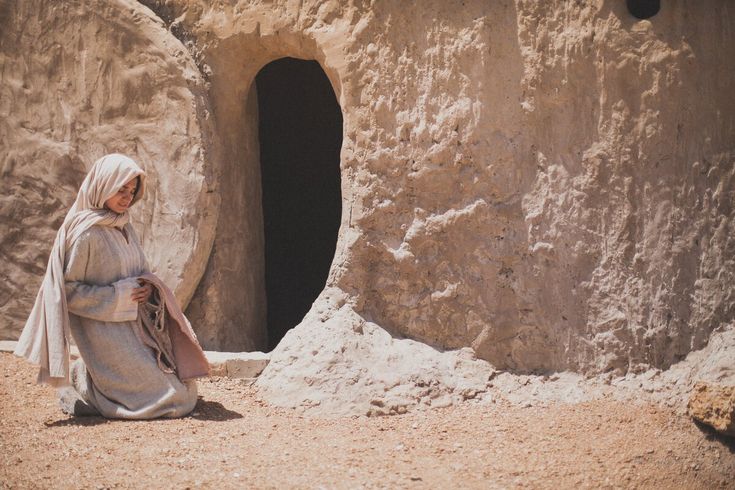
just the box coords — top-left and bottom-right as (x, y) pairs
(1, 353), (733, 489)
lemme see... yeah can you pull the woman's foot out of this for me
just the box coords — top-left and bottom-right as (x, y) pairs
(58, 387), (99, 416)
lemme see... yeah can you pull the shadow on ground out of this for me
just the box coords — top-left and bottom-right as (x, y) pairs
(191, 398), (243, 421)
(693, 420), (735, 453)
(42, 398), (242, 426)
(44, 416), (111, 428)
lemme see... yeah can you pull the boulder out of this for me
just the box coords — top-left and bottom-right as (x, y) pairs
(688, 382), (735, 437)
(0, 0), (216, 340)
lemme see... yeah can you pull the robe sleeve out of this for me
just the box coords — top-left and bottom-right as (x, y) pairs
(64, 231), (139, 322)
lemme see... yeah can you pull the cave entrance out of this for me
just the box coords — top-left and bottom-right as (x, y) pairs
(255, 57), (343, 350)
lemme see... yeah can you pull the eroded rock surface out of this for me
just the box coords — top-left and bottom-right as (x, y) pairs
(688, 382), (735, 437)
(161, 0), (734, 370)
(256, 288), (496, 417)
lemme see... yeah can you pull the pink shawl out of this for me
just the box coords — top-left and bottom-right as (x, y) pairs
(137, 272), (210, 380)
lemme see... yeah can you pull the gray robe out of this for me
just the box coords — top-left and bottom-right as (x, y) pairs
(63, 224), (197, 419)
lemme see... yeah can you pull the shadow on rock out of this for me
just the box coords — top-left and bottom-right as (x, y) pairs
(190, 398), (243, 421)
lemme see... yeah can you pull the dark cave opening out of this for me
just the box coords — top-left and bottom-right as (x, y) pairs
(626, 0), (660, 19)
(255, 57), (343, 350)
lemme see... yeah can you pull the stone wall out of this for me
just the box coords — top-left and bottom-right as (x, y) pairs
(2, 1), (733, 410)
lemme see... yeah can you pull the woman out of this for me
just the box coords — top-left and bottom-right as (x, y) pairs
(14, 153), (208, 419)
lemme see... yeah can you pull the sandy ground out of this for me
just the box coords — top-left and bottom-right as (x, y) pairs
(1, 353), (733, 489)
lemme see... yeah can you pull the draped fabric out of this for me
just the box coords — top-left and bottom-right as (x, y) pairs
(63, 225), (199, 418)
(136, 272), (210, 381)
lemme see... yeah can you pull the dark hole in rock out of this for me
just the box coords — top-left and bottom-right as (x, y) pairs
(626, 0), (660, 19)
(255, 57), (343, 350)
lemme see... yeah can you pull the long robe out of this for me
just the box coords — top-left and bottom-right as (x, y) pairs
(63, 223), (197, 419)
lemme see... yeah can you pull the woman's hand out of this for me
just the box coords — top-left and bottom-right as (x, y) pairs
(132, 281), (153, 304)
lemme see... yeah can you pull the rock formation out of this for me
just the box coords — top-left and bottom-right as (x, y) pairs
(688, 382), (735, 437)
(1, 0), (733, 416)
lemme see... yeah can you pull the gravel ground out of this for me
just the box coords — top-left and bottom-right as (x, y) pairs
(1, 352), (733, 489)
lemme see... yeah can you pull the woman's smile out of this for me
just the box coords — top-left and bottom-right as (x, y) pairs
(104, 177), (139, 214)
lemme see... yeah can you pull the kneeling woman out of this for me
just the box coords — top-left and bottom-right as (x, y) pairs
(15, 154), (209, 419)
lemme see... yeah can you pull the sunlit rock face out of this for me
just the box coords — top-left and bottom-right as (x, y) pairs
(2, 0), (733, 415)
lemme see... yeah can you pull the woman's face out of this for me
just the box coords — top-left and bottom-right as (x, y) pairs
(104, 177), (138, 214)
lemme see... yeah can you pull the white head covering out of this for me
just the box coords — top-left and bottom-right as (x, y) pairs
(14, 153), (146, 386)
